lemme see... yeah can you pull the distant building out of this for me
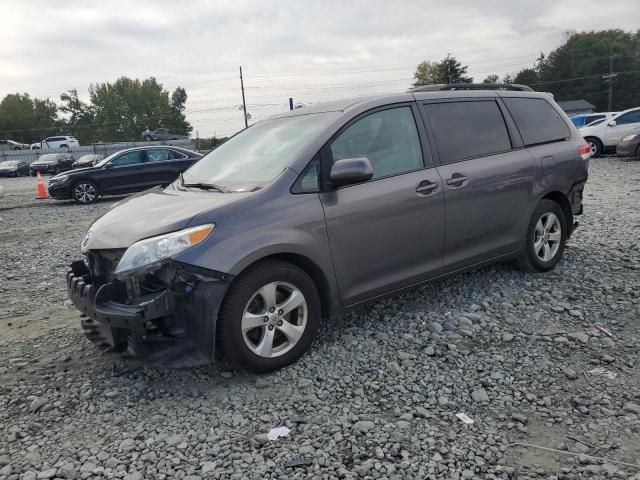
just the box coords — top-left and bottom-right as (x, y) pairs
(557, 99), (596, 116)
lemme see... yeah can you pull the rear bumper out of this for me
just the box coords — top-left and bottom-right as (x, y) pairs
(67, 259), (230, 366)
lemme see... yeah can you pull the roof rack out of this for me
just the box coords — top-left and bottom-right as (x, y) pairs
(410, 83), (533, 92)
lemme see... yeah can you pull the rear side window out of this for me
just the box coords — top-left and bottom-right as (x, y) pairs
(146, 149), (184, 162)
(423, 100), (511, 164)
(503, 98), (570, 146)
(330, 106), (423, 180)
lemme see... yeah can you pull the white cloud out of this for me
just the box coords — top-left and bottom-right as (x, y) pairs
(1, 0), (638, 136)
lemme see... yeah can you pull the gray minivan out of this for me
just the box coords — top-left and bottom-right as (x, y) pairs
(67, 84), (590, 372)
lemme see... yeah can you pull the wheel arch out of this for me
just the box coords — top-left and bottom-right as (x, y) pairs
(229, 252), (335, 320)
(541, 190), (573, 236)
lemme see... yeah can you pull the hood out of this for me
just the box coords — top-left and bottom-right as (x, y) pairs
(0, 165), (17, 170)
(83, 186), (251, 250)
(32, 160), (58, 165)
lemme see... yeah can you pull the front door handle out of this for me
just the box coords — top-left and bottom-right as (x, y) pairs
(416, 181), (439, 195)
(446, 174), (468, 187)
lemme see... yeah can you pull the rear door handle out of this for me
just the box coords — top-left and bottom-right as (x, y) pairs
(416, 181), (439, 195)
(446, 174), (468, 187)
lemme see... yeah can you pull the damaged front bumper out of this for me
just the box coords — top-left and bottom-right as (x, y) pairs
(67, 257), (231, 366)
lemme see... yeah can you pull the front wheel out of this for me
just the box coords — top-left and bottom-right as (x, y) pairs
(144, 136), (152, 142)
(73, 180), (99, 204)
(517, 199), (567, 272)
(217, 260), (321, 373)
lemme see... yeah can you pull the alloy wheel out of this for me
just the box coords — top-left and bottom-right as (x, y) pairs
(74, 183), (97, 204)
(533, 212), (561, 262)
(588, 141), (598, 155)
(241, 281), (307, 358)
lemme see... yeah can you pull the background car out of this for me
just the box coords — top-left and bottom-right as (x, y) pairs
(141, 128), (188, 141)
(571, 112), (618, 128)
(29, 153), (75, 175)
(616, 133), (640, 158)
(0, 139), (29, 151)
(0, 160), (30, 176)
(580, 107), (640, 156)
(30, 136), (80, 150)
(48, 146), (202, 204)
(72, 153), (104, 169)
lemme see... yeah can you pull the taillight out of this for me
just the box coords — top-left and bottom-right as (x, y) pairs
(578, 143), (592, 160)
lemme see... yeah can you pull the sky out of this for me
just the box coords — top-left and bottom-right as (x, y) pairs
(1, 0), (639, 137)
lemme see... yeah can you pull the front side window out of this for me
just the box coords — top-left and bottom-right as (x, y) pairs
(184, 112), (338, 189)
(424, 100), (511, 164)
(111, 151), (142, 166)
(330, 106), (423, 180)
(615, 110), (640, 125)
(503, 97), (570, 146)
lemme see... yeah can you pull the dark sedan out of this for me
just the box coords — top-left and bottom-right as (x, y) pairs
(48, 146), (202, 204)
(616, 133), (640, 158)
(0, 160), (30, 177)
(29, 153), (75, 175)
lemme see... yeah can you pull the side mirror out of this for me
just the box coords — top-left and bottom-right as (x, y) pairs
(608, 120), (617, 127)
(329, 157), (373, 187)
(104, 163), (113, 169)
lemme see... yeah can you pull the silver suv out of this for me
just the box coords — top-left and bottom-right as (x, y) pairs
(67, 84), (590, 372)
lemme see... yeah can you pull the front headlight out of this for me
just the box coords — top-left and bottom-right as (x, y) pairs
(114, 224), (215, 277)
(622, 134), (639, 142)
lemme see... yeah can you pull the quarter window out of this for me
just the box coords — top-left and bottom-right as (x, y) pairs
(503, 97), (570, 146)
(615, 110), (640, 125)
(423, 100), (511, 164)
(146, 149), (183, 162)
(330, 106), (423, 180)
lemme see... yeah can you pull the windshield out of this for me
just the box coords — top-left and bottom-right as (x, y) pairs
(183, 112), (338, 189)
(36, 154), (60, 162)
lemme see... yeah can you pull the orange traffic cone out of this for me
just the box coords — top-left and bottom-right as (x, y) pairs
(36, 171), (48, 199)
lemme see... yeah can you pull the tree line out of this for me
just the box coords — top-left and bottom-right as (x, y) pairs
(413, 29), (640, 112)
(0, 77), (192, 144)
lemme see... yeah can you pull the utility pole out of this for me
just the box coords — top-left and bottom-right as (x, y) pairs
(603, 47), (617, 112)
(239, 66), (248, 128)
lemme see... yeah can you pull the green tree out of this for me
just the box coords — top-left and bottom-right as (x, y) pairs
(412, 61), (444, 87)
(511, 30), (640, 110)
(59, 89), (96, 144)
(440, 54), (472, 83)
(170, 86), (192, 135)
(412, 55), (472, 87)
(89, 77), (192, 142)
(482, 74), (500, 83)
(0, 93), (58, 142)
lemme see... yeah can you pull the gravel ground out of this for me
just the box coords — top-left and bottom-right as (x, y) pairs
(1, 158), (640, 480)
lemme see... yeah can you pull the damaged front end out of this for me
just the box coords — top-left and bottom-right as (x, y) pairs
(67, 249), (231, 367)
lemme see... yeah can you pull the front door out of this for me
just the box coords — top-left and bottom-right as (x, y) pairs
(100, 150), (150, 194)
(603, 110), (640, 146)
(421, 99), (537, 269)
(320, 104), (445, 305)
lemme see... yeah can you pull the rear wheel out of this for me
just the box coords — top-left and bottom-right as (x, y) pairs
(73, 180), (98, 204)
(586, 137), (603, 158)
(517, 199), (567, 272)
(144, 135), (152, 142)
(217, 260), (321, 373)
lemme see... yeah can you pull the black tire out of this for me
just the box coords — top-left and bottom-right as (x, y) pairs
(59, 144), (67, 148)
(144, 136), (152, 142)
(517, 199), (567, 272)
(13, 147), (21, 150)
(217, 260), (321, 373)
(72, 180), (99, 204)
(53, 167), (60, 175)
(635, 144), (640, 159)
(586, 137), (603, 158)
